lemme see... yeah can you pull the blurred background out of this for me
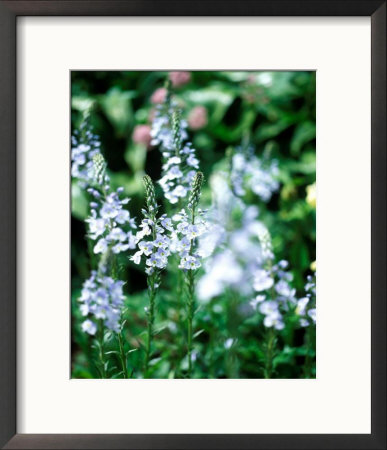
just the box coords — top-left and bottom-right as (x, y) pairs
(71, 71), (316, 378)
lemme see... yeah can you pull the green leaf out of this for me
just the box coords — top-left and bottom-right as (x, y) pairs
(193, 329), (205, 339)
(126, 349), (138, 356)
(125, 143), (147, 173)
(99, 88), (134, 137)
(290, 122), (316, 155)
(71, 182), (89, 220)
(149, 357), (162, 367)
(72, 95), (96, 113)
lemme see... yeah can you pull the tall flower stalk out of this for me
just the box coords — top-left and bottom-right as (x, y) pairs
(72, 115), (136, 378)
(150, 83), (199, 206)
(150, 81), (205, 375)
(130, 175), (172, 374)
(142, 175), (160, 373)
(185, 172), (204, 377)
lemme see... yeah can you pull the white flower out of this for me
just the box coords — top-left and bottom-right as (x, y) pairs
(172, 209), (188, 222)
(156, 247), (170, 259)
(176, 236), (190, 253)
(197, 250), (243, 302)
(250, 295), (266, 310)
(163, 156), (181, 168)
(186, 225), (201, 240)
(187, 154), (199, 168)
(112, 242), (130, 254)
(94, 238), (108, 254)
(307, 308), (316, 323)
(166, 165), (183, 180)
(109, 227), (127, 242)
(263, 311), (285, 330)
(259, 300), (278, 316)
(253, 269), (274, 291)
(171, 185), (187, 198)
(115, 209), (130, 224)
(135, 224), (152, 241)
(224, 338), (234, 349)
(82, 319), (97, 335)
(296, 297), (309, 316)
(80, 304), (90, 316)
(160, 217), (173, 231)
(275, 280), (296, 299)
(138, 240), (154, 256)
(87, 217), (106, 239)
(131, 251), (142, 264)
(179, 255), (201, 270)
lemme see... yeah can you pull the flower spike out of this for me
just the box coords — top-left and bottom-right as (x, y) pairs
(188, 171), (204, 211)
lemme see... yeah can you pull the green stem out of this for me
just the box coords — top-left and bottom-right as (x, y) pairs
(97, 320), (107, 378)
(117, 331), (128, 379)
(185, 207), (196, 378)
(226, 290), (239, 378)
(264, 327), (275, 379)
(174, 259), (184, 378)
(263, 260), (277, 379)
(186, 269), (195, 377)
(144, 272), (157, 376)
(303, 324), (315, 378)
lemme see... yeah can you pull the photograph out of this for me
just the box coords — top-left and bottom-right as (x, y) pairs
(71, 70), (316, 379)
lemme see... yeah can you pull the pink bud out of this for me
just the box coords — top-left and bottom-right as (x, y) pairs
(188, 106), (208, 130)
(132, 125), (151, 147)
(169, 71), (191, 87)
(150, 88), (167, 104)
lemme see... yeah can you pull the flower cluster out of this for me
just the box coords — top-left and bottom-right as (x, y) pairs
(196, 143), (281, 302)
(71, 118), (136, 259)
(250, 229), (307, 331)
(131, 203), (209, 273)
(85, 155), (136, 260)
(71, 114), (102, 187)
(231, 145), (279, 202)
(130, 175), (172, 274)
(131, 218), (173, 273)
(150, 92), (200, 204)
(252, 259), (297, 331)
(72, 118), (136, 340)
(196, 170), (276, 302)
(79, 271), (125, 334)
(250, 227), (316, 330)
(172, 208), (209, 270)
(296, 275), (316, 327)
(87, 186), (137, 257)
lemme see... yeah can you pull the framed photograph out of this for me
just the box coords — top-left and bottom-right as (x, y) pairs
(0, 1), (385, 449)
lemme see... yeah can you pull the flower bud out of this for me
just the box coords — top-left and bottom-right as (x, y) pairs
(188, 171), (204, 211)
(132, 124), (152, 147)
(169, 71), (191, 87)
(172, 110), (182, 153)
(150, 88), (167, 104)
(143, 174), (157, 212)
(92, 153), (106, 185)
(188, 106), (208, 130)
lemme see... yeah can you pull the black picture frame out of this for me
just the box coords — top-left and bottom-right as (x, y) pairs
(0, 1), (385, 449)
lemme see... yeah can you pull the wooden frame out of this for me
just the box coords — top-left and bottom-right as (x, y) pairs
(0, 1), (385, 448)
